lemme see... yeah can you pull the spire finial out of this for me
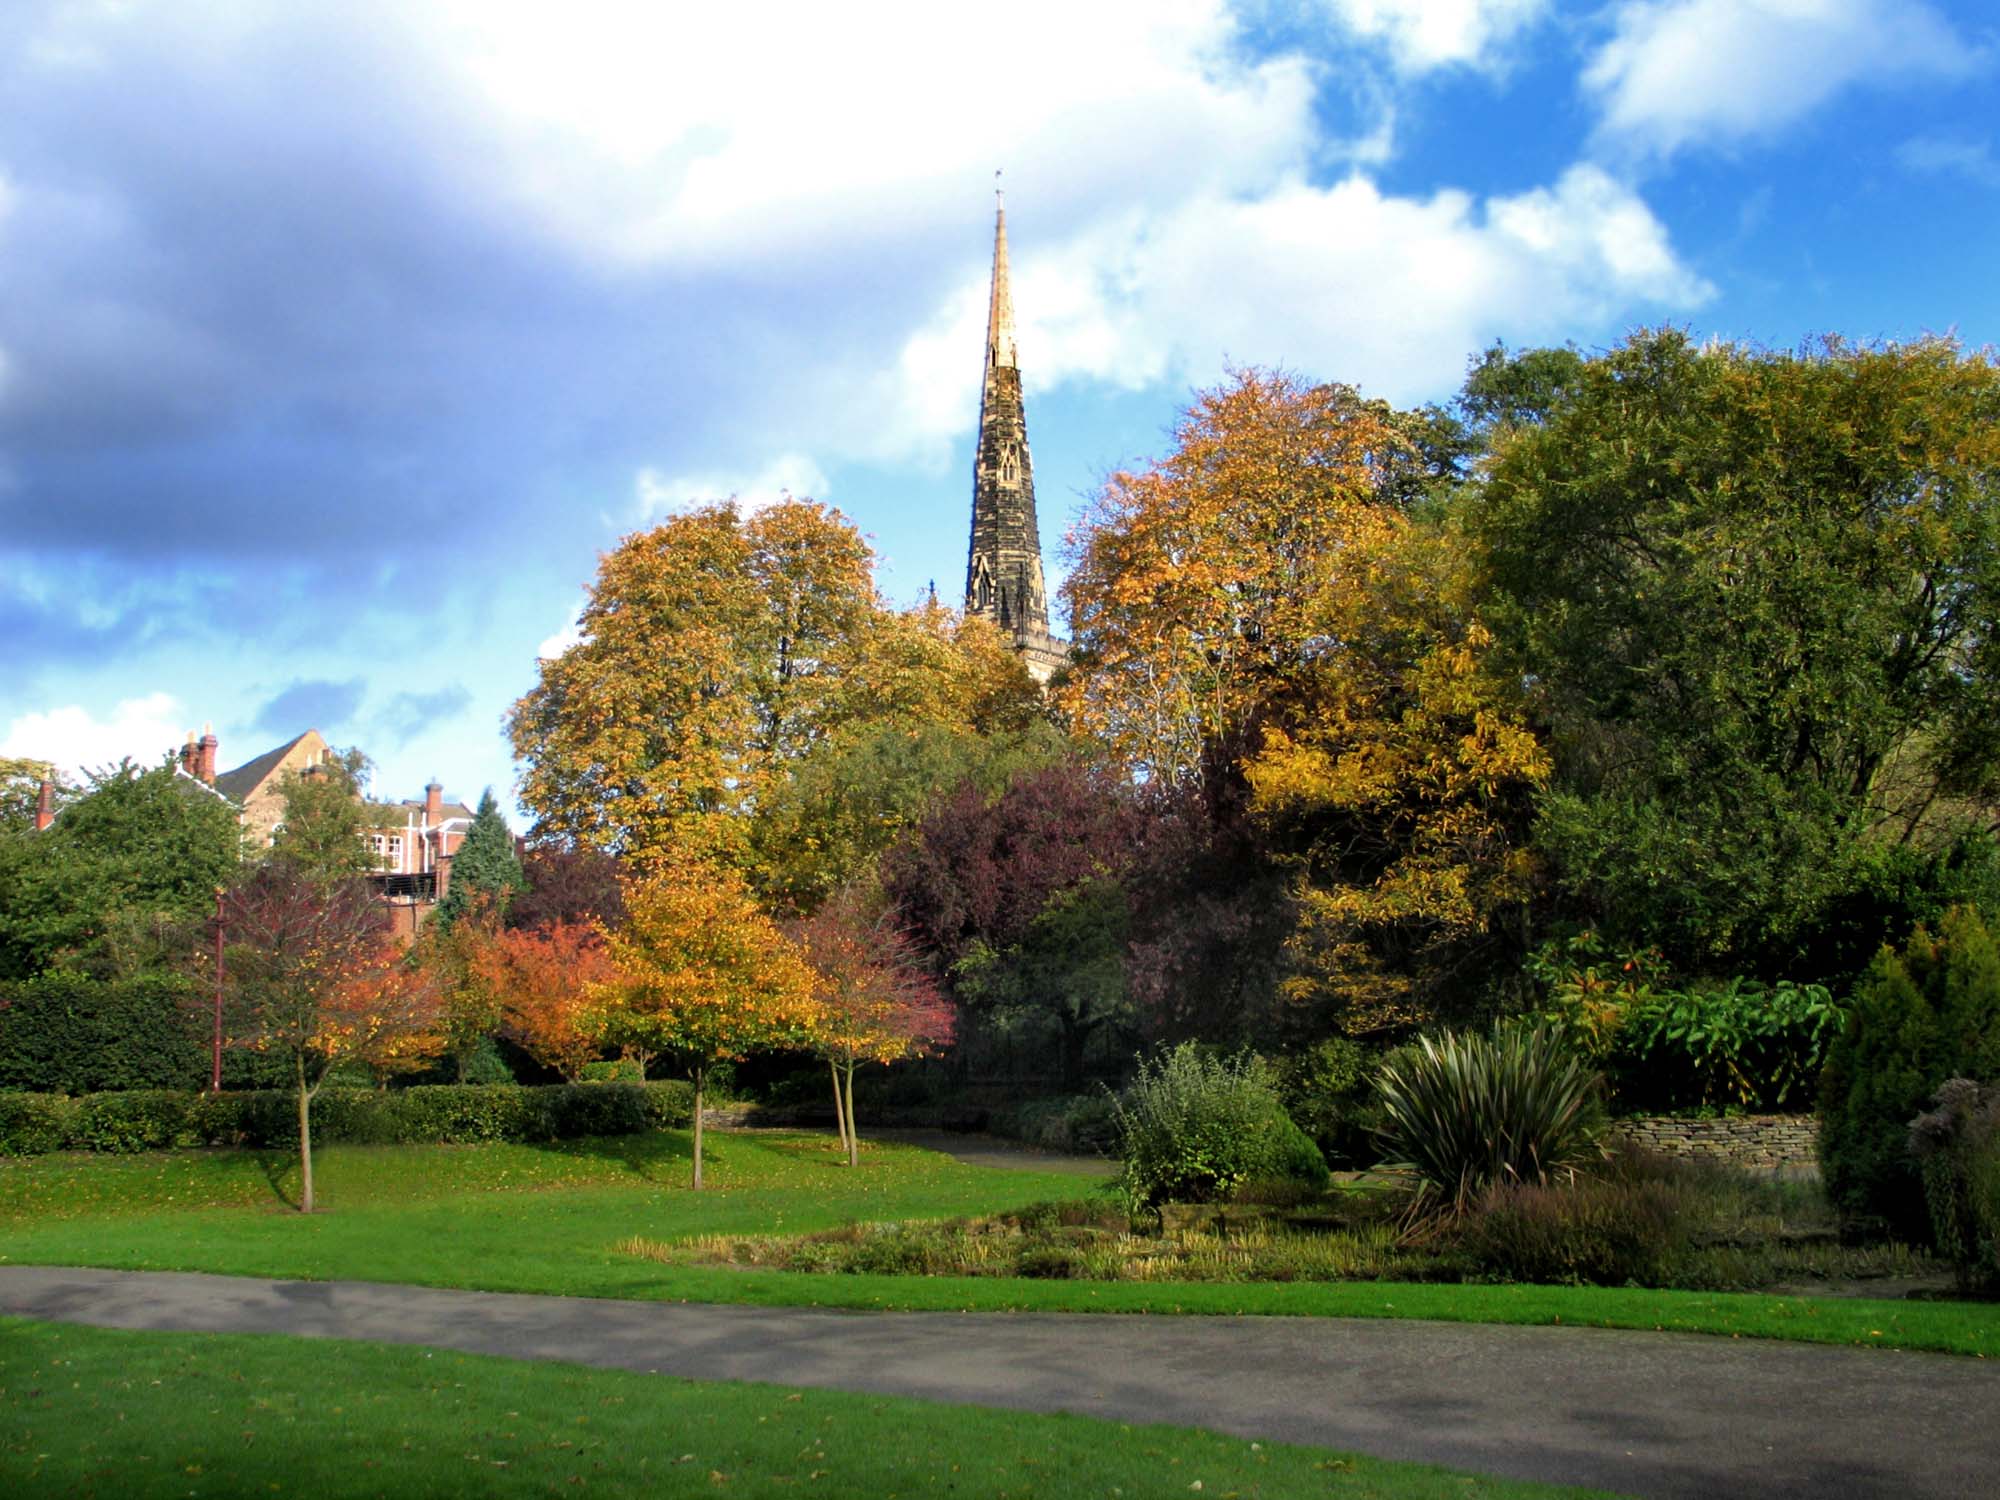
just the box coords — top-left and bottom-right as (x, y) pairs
(995, 167), (1003, 210)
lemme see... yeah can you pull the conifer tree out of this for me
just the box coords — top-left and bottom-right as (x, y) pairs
(434, 789), (524, 930)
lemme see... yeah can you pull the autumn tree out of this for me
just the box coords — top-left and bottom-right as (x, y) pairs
(597, 857), (820, 1188)
(471, 919), (616, 1081)
(270, 747), (375, 886)
(1059, 368), (1546, 1038)
(217, 862), (435, 1211)
(413, 900), (506, 1081)
(1467, 331), (2000, 971)
(434, 789), (524, 929)
(791, 885), (954, 1164)
(509, 500), (876, 864)
(506, 846), (627, 932)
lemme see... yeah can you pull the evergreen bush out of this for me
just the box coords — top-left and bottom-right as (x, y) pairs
(1819, 907), (2000, 1242)
(0, 1081), (694, 1155)
(1907, 1078), (2000, 1294)
(0, 971), (208, 1093)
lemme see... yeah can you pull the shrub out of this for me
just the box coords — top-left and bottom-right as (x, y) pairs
(1112, 1044), (1324, 1207)
(69, 1090), (199, 1153)
(0, 1080), (696, 1154)
(1907, 1078), (2000, 1295)
(1619, 978), (1844, 1111)
(0, 971), (208, 1093)
(1274, 1038), (1375, 1165)
(1458, 1174), (1694, 1286)
(0, 1091), (76, 1155)
(1819, 907), (2000, 1242)
(580, 1058), (644, 1084)
(1374, 1023), (1606, 1213)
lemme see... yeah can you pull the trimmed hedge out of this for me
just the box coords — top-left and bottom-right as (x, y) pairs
(0, 1081), (694, 1156)
(0, 971), (209, 1093)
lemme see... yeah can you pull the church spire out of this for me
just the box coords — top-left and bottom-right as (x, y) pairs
(986, 186), (1017, 372)
(964, 187), (1065, 684)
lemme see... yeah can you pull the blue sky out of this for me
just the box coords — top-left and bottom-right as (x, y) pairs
(3, 0), (1996, 826)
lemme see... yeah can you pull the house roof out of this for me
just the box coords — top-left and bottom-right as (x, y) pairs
(213, 731), (315, 805)
(362, 799), (476, 826)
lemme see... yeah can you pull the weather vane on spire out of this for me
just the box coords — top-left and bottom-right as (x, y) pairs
(995, 167), (1003, 209)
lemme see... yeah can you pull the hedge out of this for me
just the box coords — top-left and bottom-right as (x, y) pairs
(0, 1081), (694, 1156)
(0, 971), (210, 1093)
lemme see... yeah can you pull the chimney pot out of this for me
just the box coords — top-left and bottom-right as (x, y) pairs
(34, 779), (55, 833)
(196, 727), (218, 785)
(424, 780), (443, 823)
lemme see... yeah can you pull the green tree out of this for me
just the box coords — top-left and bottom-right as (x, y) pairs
(1466, 331), (2000, 969)
(434, 789), (525, 929)
(269, 748), (376, 887)
(0, 759), (242, 980)
(0, 757), (69, 830)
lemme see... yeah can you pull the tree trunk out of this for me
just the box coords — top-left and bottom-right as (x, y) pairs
(296, 1054), (315, 1215)
(843, 1060), (859, 1169)
(454, 1047), (469, 1083)
(829, 1059), (850, 1164)
(691, 1061), (705, 1191)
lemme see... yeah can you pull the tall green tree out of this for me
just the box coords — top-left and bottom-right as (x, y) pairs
(269, 748), (376, 887)
(434, 789), (525, 929)
(1466, 331), (2000, 970)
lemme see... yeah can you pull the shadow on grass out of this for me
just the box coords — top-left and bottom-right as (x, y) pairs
(256, 1150), (301, 1211)
(524, 1131), (695, 1184)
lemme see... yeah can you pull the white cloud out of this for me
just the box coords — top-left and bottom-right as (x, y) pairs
(0, 691), (188, 776)
(632, 453), (832, 523)
(1585, 0), (1976, 157)
(876, 164), (1710, 441)
(1323, 0), (1548, 72)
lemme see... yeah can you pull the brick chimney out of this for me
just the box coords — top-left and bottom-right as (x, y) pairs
(425, 779), (443, 824)
(179, 731), (198, 777)
(34, 780), (54, 832)
(195, 723), (218, 785)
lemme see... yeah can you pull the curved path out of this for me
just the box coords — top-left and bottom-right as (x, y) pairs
(3, 1266), (1994, 1499)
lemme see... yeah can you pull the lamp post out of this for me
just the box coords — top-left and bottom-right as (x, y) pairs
(211, 886), (226, 1093)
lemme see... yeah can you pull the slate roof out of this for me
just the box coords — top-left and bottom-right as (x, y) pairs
(363, 798), (475, 825)
(212, 731), (316, 806)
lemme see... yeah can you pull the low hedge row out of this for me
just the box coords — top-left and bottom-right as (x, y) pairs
(0, 1081), (694, 1156)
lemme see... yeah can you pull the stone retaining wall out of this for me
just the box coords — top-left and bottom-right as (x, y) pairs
(1610, 1113), (1819, 1173)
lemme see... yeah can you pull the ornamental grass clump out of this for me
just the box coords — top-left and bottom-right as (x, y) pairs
(1374, 1022), (1606, 1215)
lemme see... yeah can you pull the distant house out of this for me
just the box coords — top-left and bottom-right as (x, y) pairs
(180, 725), (475, 934)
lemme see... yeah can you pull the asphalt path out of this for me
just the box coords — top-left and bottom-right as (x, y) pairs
(3, 1266), (1995, 1499)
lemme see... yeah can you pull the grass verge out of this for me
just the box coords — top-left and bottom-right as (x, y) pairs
(2, 1132), (1990, 1357)
(0, 1318), (1613, 1499)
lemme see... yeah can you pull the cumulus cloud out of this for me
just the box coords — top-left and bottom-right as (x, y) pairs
(1584, 0), (1977, 157)
(886, 165), (1711, 431)
(633, 454), (832, 523)
(0, 691), (187, 775)
(1321, 0), (1548, 72)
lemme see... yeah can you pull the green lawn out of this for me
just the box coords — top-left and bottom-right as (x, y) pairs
(0, 1317), (1614, 1499)
(4, 1130), (1993, 1356)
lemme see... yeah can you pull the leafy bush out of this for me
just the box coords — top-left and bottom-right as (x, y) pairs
(1620, 979), (1843, 1111)
(1820, 907), (2000, 1241)
(1374, 1023), (1606, 1213)
(1113, 1044), (1324, 1207)
(1458, 1175), (1693, 1286)
(0, 1081), (695, 1154)
(0, 1091), (76, 1155)
(1274, 1038), (1375, 1165)
(580, 1058), (644, 1084)
(1908, 1078), (2000, 1294)
(68, 1090), (199, 1153)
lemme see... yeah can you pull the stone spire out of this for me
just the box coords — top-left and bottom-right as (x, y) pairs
(965, 189), (1065, 683)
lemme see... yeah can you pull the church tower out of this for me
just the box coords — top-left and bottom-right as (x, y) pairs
(965, 192), (1066, 683)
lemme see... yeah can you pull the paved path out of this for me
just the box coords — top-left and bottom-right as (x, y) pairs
(4, 1267), (1995, 1499)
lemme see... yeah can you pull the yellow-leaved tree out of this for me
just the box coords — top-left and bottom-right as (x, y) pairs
(1062, 369), (1547, 1034)
(595, 857), (820, 1188)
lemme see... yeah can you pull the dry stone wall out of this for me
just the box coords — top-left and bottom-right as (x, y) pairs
(1611, 1114), (1819, 1173)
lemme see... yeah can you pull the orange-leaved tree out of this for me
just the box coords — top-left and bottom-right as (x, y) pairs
(791, 885), (955, 1166)
(219, 863), (437, 1212)
(596, 857), (820, 1188)
(326, 949), (446, 1089)
(470, 918), (615, 1082)
(414, 896), (505, 1081)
